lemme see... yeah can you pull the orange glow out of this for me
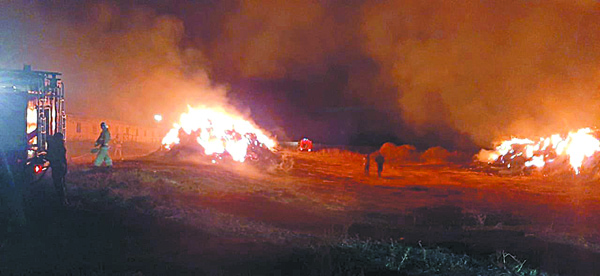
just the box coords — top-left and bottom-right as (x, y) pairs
(478, 128), (600, 174)
(26, 101), (37, 153)
(162, 106), (277, 162)
(26, 101), (37, 135)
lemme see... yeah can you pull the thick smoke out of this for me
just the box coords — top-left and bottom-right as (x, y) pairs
(210, 0), (600, 148)
(3, 0), (600, 149)
(361, 0), (600, 146)
(0, 1), (228, 126)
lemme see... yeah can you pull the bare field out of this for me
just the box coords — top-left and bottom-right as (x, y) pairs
(2, 149), (600, 275)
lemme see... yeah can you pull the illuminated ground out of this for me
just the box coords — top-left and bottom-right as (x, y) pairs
(1, 149), (599, 275)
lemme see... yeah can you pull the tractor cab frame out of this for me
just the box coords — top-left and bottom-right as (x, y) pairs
(0, 65), (66, 160)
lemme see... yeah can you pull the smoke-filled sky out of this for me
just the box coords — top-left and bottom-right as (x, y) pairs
(2, 0), (600, 150)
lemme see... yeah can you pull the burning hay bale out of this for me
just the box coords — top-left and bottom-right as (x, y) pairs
(379, 143), (419, 164)
(161, 130), (280, 166)
(539, 155), (573, 177)
(160, 131), (205, 158)
(475, 127), (600, 177)
(157, 106), (287, 170)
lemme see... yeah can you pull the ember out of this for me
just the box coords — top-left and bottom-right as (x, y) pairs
(477, 128), (600, 174)
(162, 106), (277, 162)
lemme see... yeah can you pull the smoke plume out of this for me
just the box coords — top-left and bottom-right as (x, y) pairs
(361, 0), (600, 147)
(0, 1), (227, 125)
(3, 0), (600, 149)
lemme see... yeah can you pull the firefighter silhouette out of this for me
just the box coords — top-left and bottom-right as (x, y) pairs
(375, 152), (385, 178)
(94, 122), (113, 167)
(46, 132), (69, 206)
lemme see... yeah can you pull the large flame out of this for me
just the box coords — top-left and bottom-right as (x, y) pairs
(478, 128), (600, 174)
(162, 106), (277, 162)
(27, 101), (37, 135)
(26, 100), (38, 151)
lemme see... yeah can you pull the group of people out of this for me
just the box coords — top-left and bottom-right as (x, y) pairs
(364, 152), (385, 178)
(45, 122), (115, 206)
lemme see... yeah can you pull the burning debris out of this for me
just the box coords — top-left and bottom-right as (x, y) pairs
(476, 128), (600, 176)
(161, 106), (280, 165)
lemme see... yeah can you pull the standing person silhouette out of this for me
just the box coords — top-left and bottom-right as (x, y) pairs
(46, 132), (68, 206)
(113, 134), (123, 161)
(375, 152), (385, 178)
(364, 153), (371, 176)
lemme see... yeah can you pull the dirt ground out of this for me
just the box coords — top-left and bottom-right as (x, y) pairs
(1, 149), (599, 275)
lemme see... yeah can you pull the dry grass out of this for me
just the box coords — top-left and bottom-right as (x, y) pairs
(310, 238), (548, 276)
(76, 152), (600, 250)
(60, 148), (600, 274)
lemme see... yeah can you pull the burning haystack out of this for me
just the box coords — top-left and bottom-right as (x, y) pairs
(476, 128), (600, 176)
(160, 106), (282, 167)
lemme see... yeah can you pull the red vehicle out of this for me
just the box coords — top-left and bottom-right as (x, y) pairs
(298, 138), (313, 152)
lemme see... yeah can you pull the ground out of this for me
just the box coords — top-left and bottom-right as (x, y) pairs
(1, 149), (599, 275)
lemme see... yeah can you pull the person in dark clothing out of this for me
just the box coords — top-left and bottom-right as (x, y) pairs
(46, 132), (68, 206)
(364, 153), (371, 176)
(375, 152), (385, 178)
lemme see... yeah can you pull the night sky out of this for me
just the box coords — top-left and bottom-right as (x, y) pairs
(3, 0), (600, 150)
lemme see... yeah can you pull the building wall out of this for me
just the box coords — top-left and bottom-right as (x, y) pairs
(65, 114), (165, 145)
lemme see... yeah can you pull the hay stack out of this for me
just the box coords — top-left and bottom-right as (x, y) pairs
(422, 146), (472, 164)
(420, 146), (452, 164)
(379, 142), (419, 164)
